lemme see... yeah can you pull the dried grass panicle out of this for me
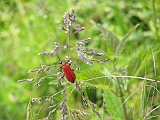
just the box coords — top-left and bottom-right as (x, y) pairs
(64, 44), (69, 49)
(61, 9), (76, 34)
(65, 58), (74, 65)
(17, 78), (34, 83)
(69, 9), (76, 22)
(31, 98), (41, 104)
(38, 42), (61, 56)
(39, 77), (45, 82)
(91, 58), (111, 64)
(43, 108), (56, 120)
(57, 71), (66, 86)
(77, 37), (91, 46)
(76, 48), (93, 65)
(28, 69), (39, 73)
(75, 82), (84, 90)
(76, 82), (102, 118)
(51, 42), (61, 54)
(89, 102), (102, 119)
(74, 26), (85, 34)
(65, 55), (71, 62)
(58, 76), (65, 86)
(82, 97), (88, 110)
(60, 88), (68, 120)
(18, 9), (107, 119)
(74, 111), (81, 120)
(44, 98), (48, 102)
(76, 37), (107, 64)
(57, 71), (62, 76)
(60, 24), (67, 32)
(34, 77), (44, 88)
(48, 104), (56, 109)
(36, 69), (42, 74)
(76, 82), (88, 109)
(77, 110), (90, 116)
(69, 109), (90, 120)
(31, 98), (38, 102)
(34, 82), (40, 88)
(76, 82), (85, 97)
(44, 66), (51, 71)
(85, 50), (104, 56)
(17, 80), (25, 82)
(61, 9), (107, 65)
(28, 64), (51, 74)
(69, 110), (81, 120)
(92, 110), (102, 119)
(86, 85), (96, 89)
(27, 78), (34, 83)
(69, 110), (76, 119)
(76, 66), (80, 71)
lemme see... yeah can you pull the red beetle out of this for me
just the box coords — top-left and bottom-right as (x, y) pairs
(61, 62), (76, 83)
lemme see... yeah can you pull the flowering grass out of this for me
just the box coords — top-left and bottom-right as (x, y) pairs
(1, 0), (160, 120)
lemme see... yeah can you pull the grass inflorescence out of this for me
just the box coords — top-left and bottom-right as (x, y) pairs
(17, 8), (160, 120)
(18, 9), (110, 120)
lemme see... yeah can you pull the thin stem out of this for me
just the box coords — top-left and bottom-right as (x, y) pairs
(68, 30), (71, 57)
(144, 105), (160, 119)
(116, 78), (128, 120)
(84, 75), (159, 83)
(113, 63), (128, 120)
(150, 47), (156, 78)
(67, 21), (72, 57)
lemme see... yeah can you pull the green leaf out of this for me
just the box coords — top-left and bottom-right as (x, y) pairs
(91, 20), (139, 57)
(104, 91), (123, 119)
(90, 20), (119, 56)
(115, 24), (139, 55)
(128, 43), (160, 76)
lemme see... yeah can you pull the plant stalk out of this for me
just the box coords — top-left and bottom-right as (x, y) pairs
(117, 78), (128, 120)
(113, 63), (128, 120)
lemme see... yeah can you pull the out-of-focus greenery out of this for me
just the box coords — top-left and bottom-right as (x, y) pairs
(0, 0), (160, 120)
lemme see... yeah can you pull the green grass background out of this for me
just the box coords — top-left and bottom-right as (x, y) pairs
(0, 0), (160, 120)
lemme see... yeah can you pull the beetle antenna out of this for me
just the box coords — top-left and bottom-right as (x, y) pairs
(56, 53), (61, 62)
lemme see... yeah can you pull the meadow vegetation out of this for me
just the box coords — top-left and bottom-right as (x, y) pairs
(0, 0), (160, 120)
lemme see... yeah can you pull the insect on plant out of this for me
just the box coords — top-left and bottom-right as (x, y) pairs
(60, 61), (76, 83)
(57, 54), (76, 83)
(17, 9), (110, 120)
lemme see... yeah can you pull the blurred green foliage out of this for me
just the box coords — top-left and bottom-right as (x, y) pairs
(0, 0), (160, 120)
